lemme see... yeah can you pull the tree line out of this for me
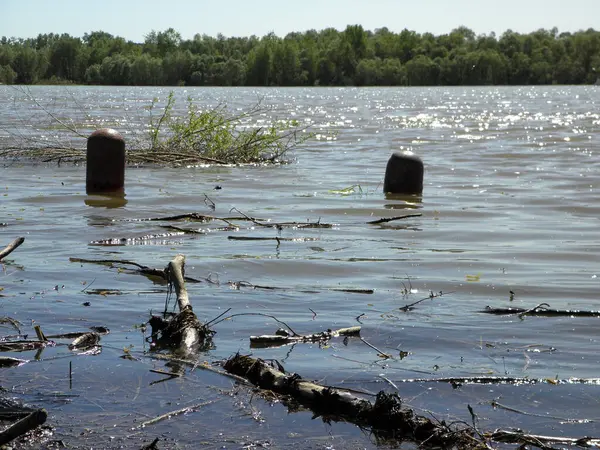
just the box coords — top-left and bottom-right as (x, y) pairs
(0, 25), (599, 86)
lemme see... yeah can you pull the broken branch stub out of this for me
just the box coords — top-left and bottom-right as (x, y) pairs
(151, 254), (214, 353)
(0, 237), (25, 261)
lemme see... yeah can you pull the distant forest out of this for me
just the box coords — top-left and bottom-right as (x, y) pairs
(0, 25), (599, 86)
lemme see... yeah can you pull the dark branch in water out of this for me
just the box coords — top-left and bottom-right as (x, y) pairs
(390, 375), (600, 386)
(398, 290), (452, 312)
(224, 353), (480, 448)
(210, 312), (299, 337)
(114, 212), (253, 223)
(227, 236), (318, 242)
(490, 429), (600, 449)
(483, 304), (600, 317)
(69, 257), (204, 283)
(366, 213), (422, 225)
(250, 326), (360, 348)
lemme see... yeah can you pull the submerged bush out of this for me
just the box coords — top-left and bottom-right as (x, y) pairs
(0, 88), (313, 166)
(136, 92), (310, 165)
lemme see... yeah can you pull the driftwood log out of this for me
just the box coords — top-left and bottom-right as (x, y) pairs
(0, 237), (24, 261)
(224, 353), (478, 447)
(0, 408), (47, 445)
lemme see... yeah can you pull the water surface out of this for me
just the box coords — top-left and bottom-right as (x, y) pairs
(1, 85), (599, 448)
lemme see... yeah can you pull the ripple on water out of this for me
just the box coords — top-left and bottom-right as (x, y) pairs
(1, 85), (600, 447)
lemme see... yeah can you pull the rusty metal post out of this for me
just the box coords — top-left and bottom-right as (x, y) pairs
(86, 129), (125, 194)
(383, 151), (424, 195)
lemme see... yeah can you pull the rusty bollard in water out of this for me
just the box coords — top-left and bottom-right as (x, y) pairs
(383, 151), (424, 195)
(86, 129), (125, 194)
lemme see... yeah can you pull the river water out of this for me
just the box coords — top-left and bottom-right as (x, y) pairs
(0, 85), (599, 448)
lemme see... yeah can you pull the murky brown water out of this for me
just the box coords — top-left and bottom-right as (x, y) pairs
(1, 85), (600, 448)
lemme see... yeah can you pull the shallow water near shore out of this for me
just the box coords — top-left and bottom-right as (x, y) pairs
(1, 85), (600, 448)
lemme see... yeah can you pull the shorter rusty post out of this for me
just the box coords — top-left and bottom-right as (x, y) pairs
(86, 129), (125, 194)
(383, 151), (424, 195)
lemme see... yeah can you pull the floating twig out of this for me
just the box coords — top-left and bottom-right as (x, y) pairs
(490, 429), (600, 448)
(491, 399), (596, 423)
(366, 214), (422, 225)
(360, 337), (392, 359)
(140, 400), (215, 428)
(204, 194), (216, 211)
(160, 225), (207, 235)
(0, 317), (22, 333)
(250, 326), (361, 348)
(482, 304), (600, 317)
(227, 280), (372, 294)
(69, 257), (203, 283)
(398, 291), (452, 311)
(387, 375), (600, 386)
(227, 236), (318, 242)
(147, 353), (251, 386)
(209, 312), (299, 337)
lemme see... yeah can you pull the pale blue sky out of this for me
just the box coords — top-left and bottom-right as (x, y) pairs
(1, 0), (597, 41)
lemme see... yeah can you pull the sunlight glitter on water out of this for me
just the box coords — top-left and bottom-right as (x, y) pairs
(1, 85), (600, 448)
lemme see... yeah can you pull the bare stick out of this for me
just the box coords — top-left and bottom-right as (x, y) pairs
(517, 302), (551, 319)
(399, 291), (453, 312)
(490, 429), (600, 448)
(491, 400), (595, 423)
(250, 326), (361, 348)
(229, 207), (271, 228)
(210, 312), (299, 336)
(140, 400), (214, 428)
(482, 304), (600, 317)
(0, 237), (25, 261)
(148, 353), (251, 386)
(228, 236), (318, 242)
(367, 214), (422, 225)
(69, 257), (203, 283)
(360, 337), (392, 359)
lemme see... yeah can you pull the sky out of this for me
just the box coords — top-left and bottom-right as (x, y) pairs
(1, 0), (598, 42)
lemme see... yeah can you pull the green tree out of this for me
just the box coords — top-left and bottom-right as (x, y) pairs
(12, 46), (43, 83)
(99, 54), (132, 85)
(0, 64), (16, 83)
(405, 55), (439, 85)
(130, 53), (164, 85)
(47, 34), (86, 81)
